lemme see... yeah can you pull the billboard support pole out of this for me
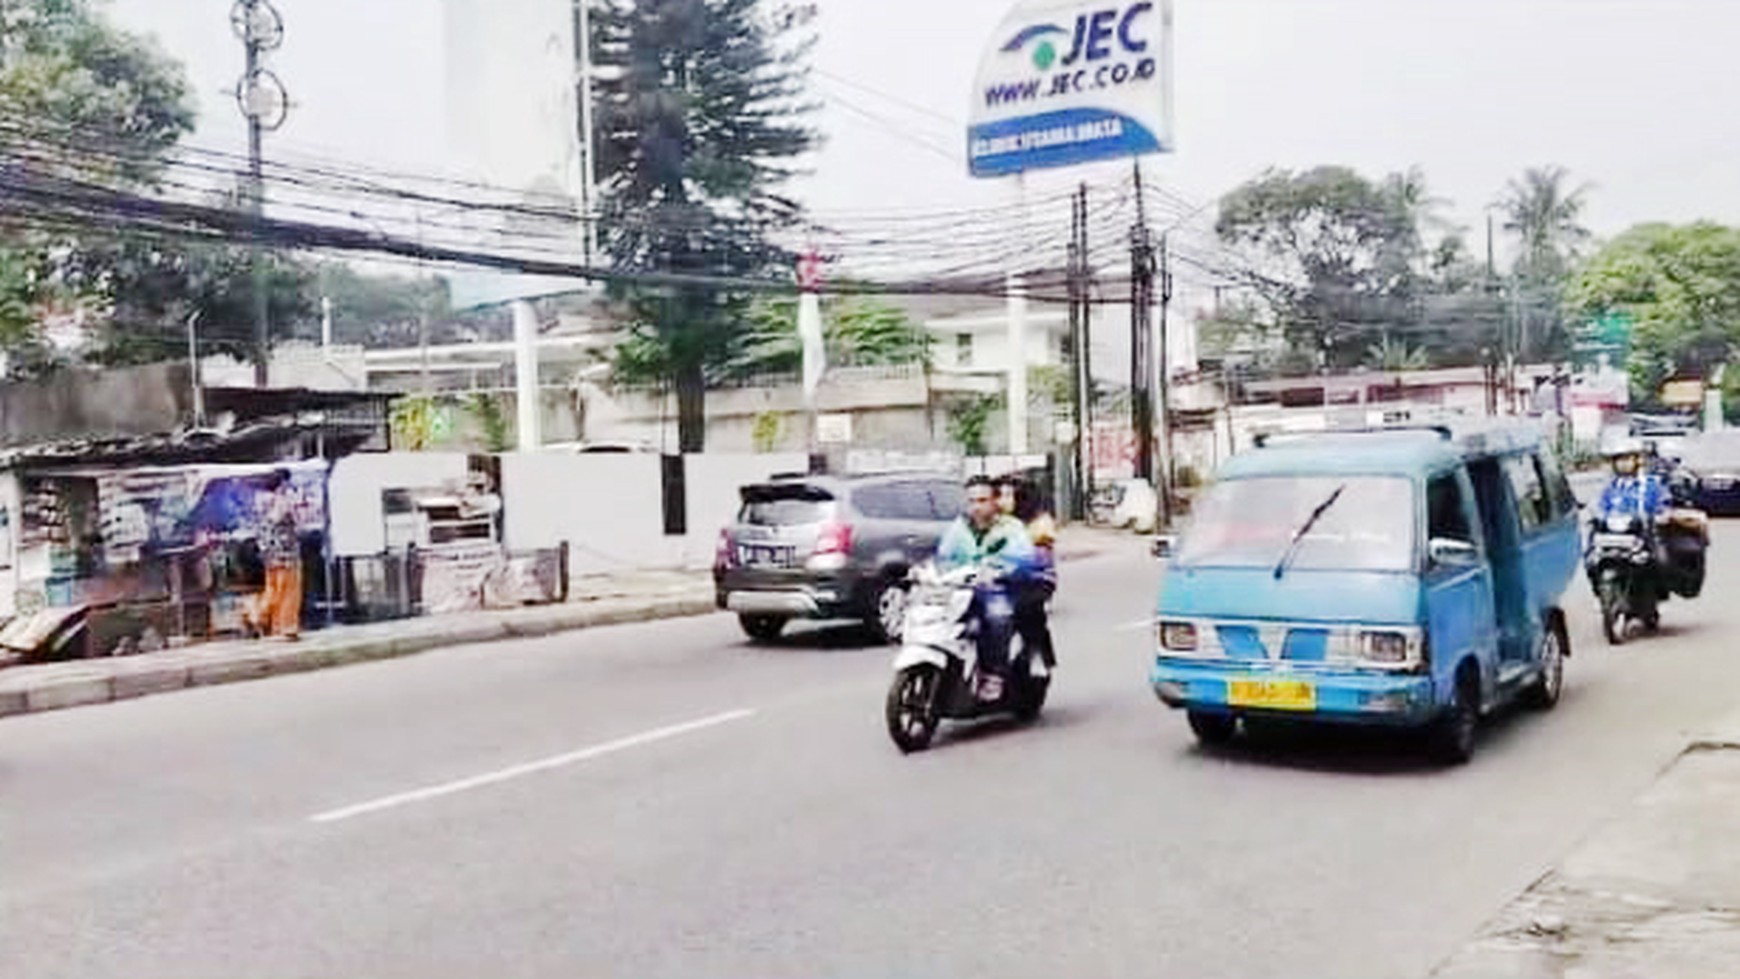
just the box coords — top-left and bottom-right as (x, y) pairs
(1007, 173), (1030, 458)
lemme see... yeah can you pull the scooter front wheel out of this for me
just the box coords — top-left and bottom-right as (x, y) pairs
(886, 665), (943, 753)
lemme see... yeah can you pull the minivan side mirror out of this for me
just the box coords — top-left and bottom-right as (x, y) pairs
(1152, 534), (1178, 560)
(1428, 537), (1479, 568)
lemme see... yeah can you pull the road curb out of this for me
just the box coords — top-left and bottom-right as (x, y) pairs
(0, 592), (721, 720)
(24, 671), (113, 713)
(0, 544), (1124, 721)
(1433, 716), (1740, 978)
(112, 662), (193, 700)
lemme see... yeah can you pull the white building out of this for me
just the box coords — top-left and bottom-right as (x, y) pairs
(924, 308), (1071, 375)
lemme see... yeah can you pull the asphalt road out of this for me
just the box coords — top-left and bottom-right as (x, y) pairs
(6, 527), (1740, 979)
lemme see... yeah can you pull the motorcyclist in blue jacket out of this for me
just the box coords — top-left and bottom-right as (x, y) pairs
(936, 475), (1038, 697)
(1596, 439), (1668, 527)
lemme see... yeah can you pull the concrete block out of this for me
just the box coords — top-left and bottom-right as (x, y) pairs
(111, 662), (192, 700)
(188, 654), (275, 687)
(25, 672), (114, 712)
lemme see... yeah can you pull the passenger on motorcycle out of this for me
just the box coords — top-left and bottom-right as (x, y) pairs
(937, 475), (1039, 691)
(1002, 476), (1058, 669)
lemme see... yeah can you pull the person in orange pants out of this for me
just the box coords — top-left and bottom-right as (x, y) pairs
(252, 469), (303, 640)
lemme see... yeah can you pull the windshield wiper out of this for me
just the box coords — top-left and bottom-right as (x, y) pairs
(1273, 483), (1347, 580)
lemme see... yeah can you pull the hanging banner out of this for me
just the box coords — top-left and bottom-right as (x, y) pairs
(968, 0), (1174, 178)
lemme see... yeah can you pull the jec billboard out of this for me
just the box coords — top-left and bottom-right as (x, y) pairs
(968, 0), (1174, 178)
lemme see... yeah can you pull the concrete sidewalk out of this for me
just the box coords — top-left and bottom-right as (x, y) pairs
(1432, 708), (1740, 978)
(0, 527), (1127, 720)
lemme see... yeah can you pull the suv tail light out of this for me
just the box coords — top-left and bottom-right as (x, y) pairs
(714, 529), (735, 570)
(814, 520), (853, 556)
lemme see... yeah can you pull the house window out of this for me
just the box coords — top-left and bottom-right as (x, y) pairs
(955, 333), (973, 368)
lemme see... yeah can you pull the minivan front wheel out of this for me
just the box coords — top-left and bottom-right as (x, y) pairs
(1427, 668), (1480, 765)
(1524, 617), (1568, 710)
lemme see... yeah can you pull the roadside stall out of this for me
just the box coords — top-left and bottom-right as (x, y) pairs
(1, 461), (329, 662)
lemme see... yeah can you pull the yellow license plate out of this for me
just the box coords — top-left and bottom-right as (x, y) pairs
(1227, 678), (1317, 711)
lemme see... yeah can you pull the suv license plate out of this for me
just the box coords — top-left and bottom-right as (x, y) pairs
(739, 545), (795, 567)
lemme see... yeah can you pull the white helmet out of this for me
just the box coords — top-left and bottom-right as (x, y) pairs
(1605, 437), (1644, 459)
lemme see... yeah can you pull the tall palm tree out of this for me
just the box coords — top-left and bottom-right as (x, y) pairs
(1500, 165), (1592, 283)
(1383, 165), (1450, 236)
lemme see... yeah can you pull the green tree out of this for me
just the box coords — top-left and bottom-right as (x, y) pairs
(314, 263), (450, 349)
(721, 295), (930, 378)
(467, 392), (512, 452)
(61, 240), (317, 366)
(0, 248), (46, 362)
(0, 0), (194, 185)
(592, 0), (818, 451)
(1499, 166), (1591, 361)
(946, 393), (1000, 456)
(391, 395), (441, 451)
(1568, 222), (1740, 401)
(1501, 165), (1591, 284)
(1215, 166), (1430, 369)
(750, 410), (781, 452)
(0, 0), (196, 371)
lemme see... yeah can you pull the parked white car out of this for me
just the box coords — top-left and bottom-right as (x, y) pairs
(1095, 478), (1158, 533)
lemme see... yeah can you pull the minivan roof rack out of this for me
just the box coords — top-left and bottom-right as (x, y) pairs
(1253, 425), (1453, 449)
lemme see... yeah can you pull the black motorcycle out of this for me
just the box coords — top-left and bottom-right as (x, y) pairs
(1585, 506), (1707, 645)
(1586, 514), (1659, 644)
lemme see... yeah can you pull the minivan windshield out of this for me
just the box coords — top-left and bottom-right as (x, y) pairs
(1177, 476), (1417, 572)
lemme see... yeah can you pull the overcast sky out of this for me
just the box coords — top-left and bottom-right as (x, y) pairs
(108, 0), (1740, 285)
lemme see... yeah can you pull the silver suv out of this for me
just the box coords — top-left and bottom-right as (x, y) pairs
(713, 472), (966, 643)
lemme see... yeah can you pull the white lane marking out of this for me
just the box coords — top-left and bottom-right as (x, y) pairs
(309, 708), (756, 824)
(1114, 616), (1158, 633)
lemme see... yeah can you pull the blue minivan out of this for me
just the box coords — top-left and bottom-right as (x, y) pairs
(1150, 422), (1581, 764)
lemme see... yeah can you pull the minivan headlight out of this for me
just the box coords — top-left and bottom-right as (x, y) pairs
(1159, 621), (1198, 652)
(1356, 628), (1422, 665)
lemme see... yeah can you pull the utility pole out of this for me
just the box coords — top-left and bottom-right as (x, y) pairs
(1066, 183), (1089, 522)
(1130, 161), (1164, 523)
(232, 0), (287, 388)
(575, 0), (600, 266)
(1158, 230), (1175, 517)
(1078, 185), (1094, 510)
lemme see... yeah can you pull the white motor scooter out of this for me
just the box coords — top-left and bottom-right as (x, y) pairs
(884, 561), (1051, 753)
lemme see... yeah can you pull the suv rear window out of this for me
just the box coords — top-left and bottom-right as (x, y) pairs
(854, 482), (942, 521)
(739, 485), (834, 526)
(928, 482), (966, 520)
